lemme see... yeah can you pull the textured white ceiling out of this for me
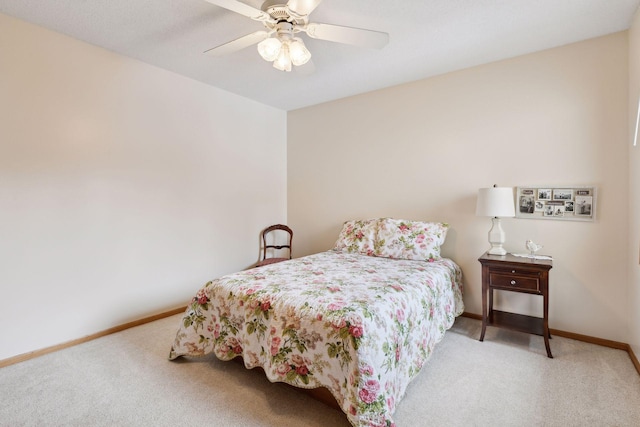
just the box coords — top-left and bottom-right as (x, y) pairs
(1, 0), (639, 110)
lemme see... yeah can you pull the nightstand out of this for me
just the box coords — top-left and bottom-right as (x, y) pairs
(478, 252), (554, 358)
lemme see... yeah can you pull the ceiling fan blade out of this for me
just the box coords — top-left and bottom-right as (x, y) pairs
(204, 30), (270, 56)
(287, 0), (322, 16)
(304, 23), (389, 49)
(204, 0), (271, 21)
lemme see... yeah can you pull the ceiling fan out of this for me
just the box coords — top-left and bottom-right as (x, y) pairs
(203, 0), (389, 72)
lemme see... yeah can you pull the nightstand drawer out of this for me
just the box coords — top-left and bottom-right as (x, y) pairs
(489, 272), (540, 292)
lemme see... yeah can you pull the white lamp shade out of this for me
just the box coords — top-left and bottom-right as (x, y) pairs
(476, 187), (515, 217)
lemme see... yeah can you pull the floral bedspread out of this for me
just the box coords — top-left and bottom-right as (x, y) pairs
(169, 250), (464, 427)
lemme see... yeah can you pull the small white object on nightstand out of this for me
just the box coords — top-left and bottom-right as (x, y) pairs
(526, 240), (543, 258)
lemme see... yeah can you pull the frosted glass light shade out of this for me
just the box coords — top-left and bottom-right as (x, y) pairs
(273, 44), (292, 72)
(289, 38), (311, 66)
(257, 38), (282, 62)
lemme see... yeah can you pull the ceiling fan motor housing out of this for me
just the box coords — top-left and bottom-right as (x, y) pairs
(261, 1), (308, 26)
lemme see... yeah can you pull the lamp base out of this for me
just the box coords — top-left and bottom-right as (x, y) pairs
(487, 245), (508, 256)
(487, 217), (507, 256)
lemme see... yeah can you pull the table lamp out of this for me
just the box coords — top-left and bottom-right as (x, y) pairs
(476, 185), (515, 255)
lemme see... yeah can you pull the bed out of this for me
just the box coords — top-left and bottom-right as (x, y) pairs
(169, 218), (464, 427)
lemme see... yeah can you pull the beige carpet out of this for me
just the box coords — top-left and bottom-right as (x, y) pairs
(1, 314), (639, 426)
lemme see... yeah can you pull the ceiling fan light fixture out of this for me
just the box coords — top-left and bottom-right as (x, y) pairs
(203, 0), (390, 71)
(257, 37), (282, 61)
(289, 37), (311, 66)
(273, 43), (292, 72)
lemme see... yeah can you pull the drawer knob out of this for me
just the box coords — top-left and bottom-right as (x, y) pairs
(511, 270), (516, 273)
(510, 280), (516, 285)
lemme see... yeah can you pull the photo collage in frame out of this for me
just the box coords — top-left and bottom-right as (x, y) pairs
(516, 186), (596, 221)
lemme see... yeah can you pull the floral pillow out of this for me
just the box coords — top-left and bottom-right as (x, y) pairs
(374, 218), (449, 261)
(333, 219), (379, 256)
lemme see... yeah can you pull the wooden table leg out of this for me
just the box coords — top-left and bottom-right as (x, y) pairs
(480, 269), (487, 342)
(543, 291), (553, 358)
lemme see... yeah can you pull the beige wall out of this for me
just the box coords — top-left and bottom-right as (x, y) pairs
(289, 33), (630, 342)
(2, 11), (635, 362)
(0, 14), (287, 360)
(629, 12), (640, 358)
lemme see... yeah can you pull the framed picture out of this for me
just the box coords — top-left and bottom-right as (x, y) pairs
(564, 201), (574, 213)
(575, 195), (593, 216)
(519, 189), (535, 214)
(543, 204), (554, 216)
(553, 205), (565, 217)
(515, 186), (596, 222)
(538, 189), (552, 200)
(552, 189), (573, 201)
